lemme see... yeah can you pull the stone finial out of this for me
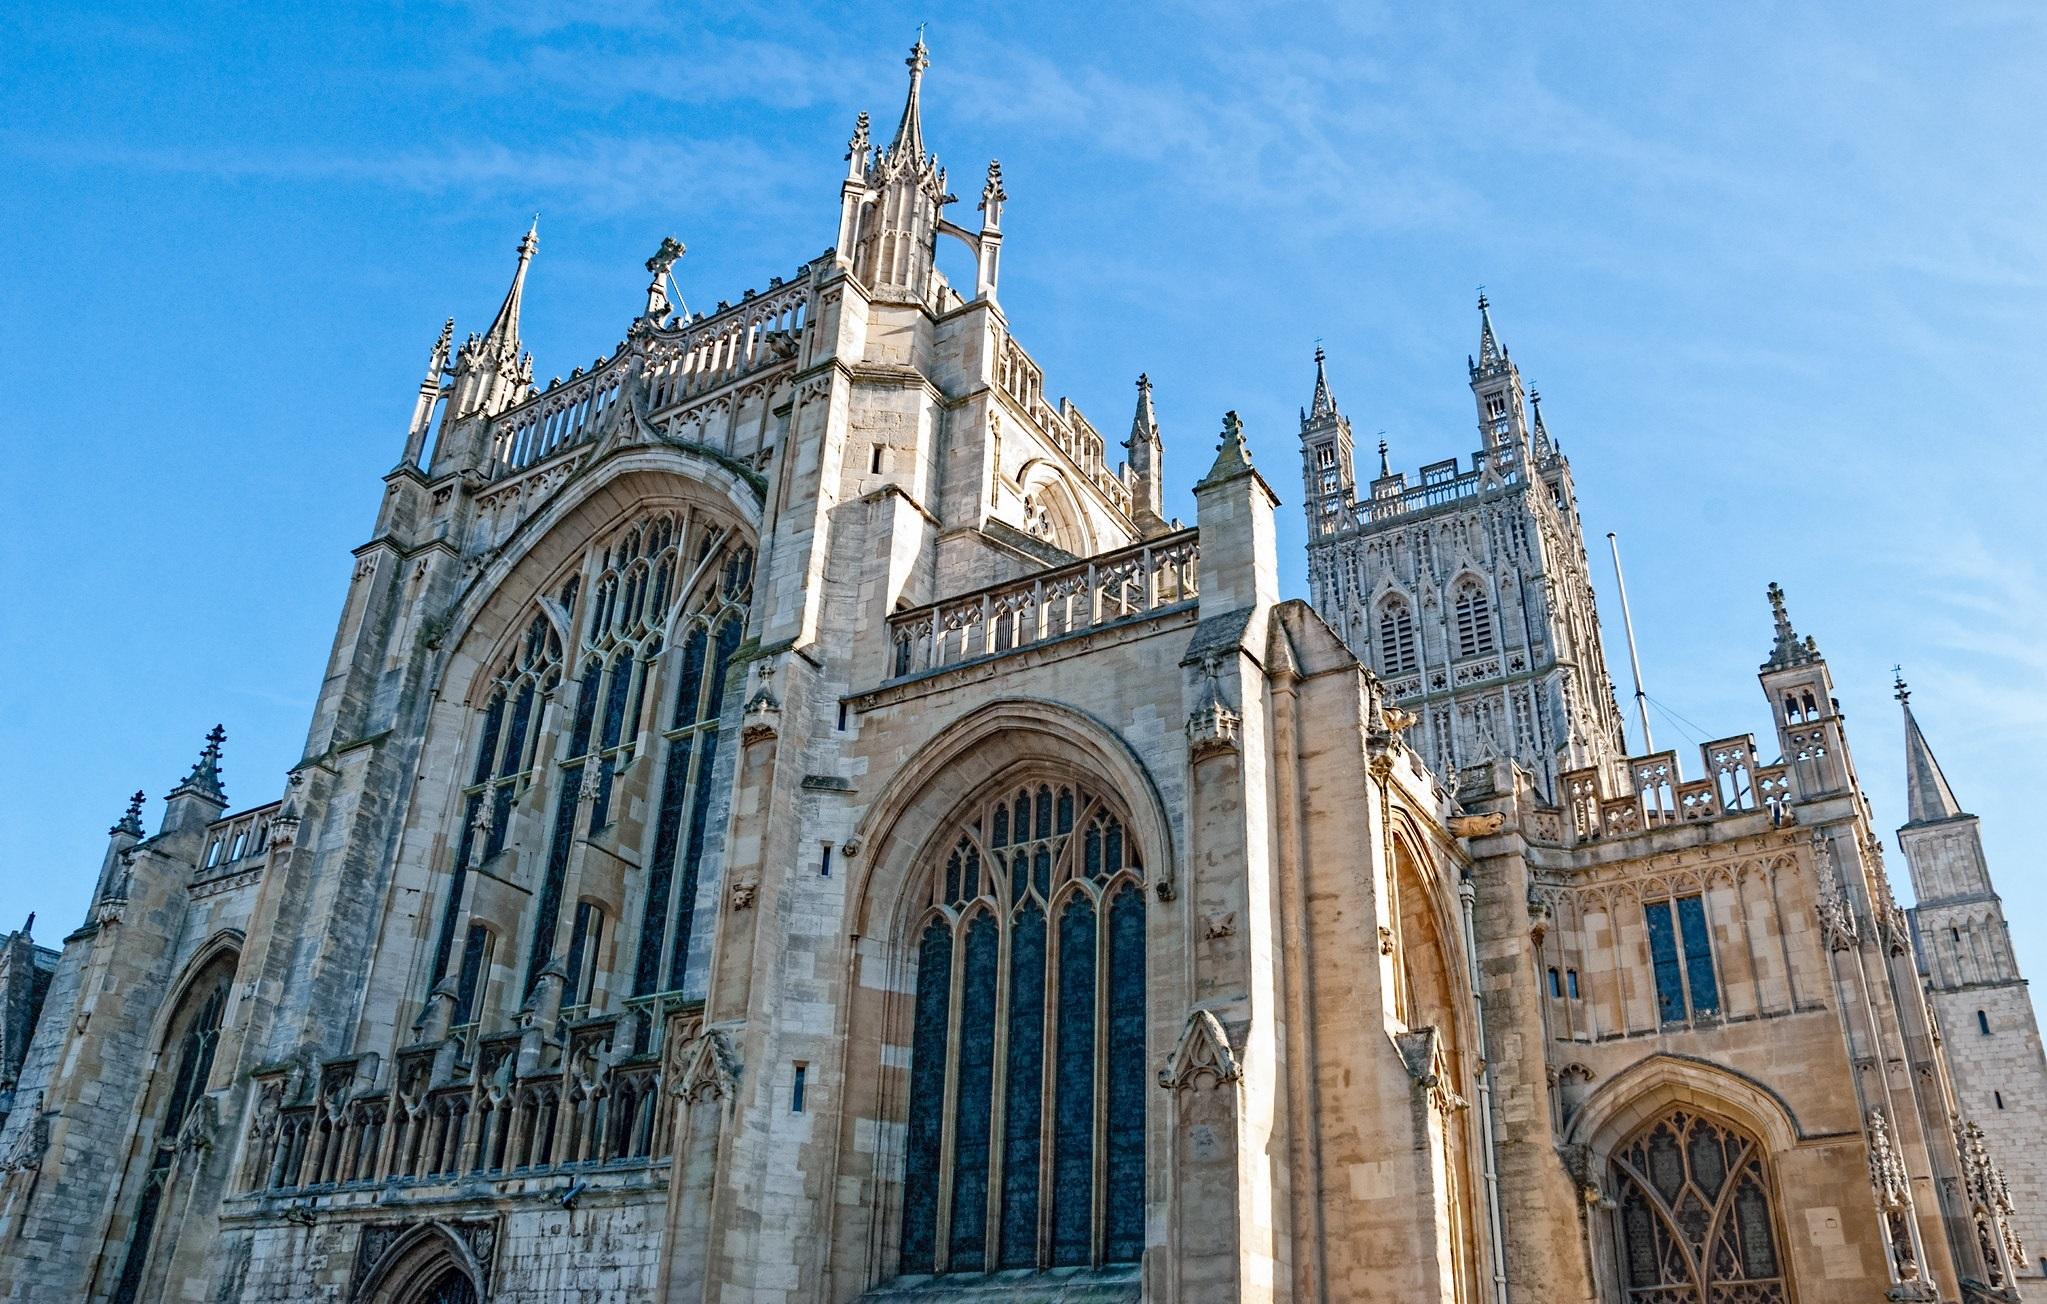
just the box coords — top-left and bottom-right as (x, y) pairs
(169, 725), (228, 804)
(111, 790), (146, 838)
(1200, 410), (1255, 485)
(1377, 438), (1391, 477)
(978, 158), (1006, 226)
(845, 110), (871, 164)
(1762, 581), (1819, 670)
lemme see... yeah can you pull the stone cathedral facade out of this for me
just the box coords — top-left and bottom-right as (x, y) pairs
(3, 40), (2045, 1304)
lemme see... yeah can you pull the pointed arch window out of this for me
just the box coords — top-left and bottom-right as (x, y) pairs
(1454, 578), (1495, 658)
(1378, 596), (1418, 675)
(900, 780), (1146, 1277)
(423, 509), (753, 1019)
(111, 951), (237, 1304)
(1610, 1109), (1788, 1304)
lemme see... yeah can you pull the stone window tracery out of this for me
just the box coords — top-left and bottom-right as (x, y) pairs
(424, 509), (753, 1018)
(900, 779), (1147, 1277)
(1610, 1108), (1788, 1304)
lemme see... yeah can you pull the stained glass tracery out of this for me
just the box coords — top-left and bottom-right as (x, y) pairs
(900, 779), (1147, 1277)
(1612, 1109), (1787, 1304)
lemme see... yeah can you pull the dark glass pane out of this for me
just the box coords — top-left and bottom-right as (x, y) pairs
(1035, 786), (1053, 840)
(1056, 788), (1074, 834)
(1104, 885), (1146, 1262)
(999, 906), (1047, 1269)
(1645, 902), (1686, 1023)
(1647, 1126), (1685, 1205)
(524, 768), (582, 995)
(948, 915), (999, 1269)
(665, 725), (722, 990)
(1051, 895), (1097, 1266)
(1622, 1187), (1659, 1286)
(634, 736), (696, 995)
(1734, 1175), (1778, 1276)
(945, 849), (961, 907)
(1105, 820), (1124, 873)
(569, 660), (602, 758)
(564, 902), (597, 1007)
(901, 921), (954, 1273)
(992, 806), (1009, 848)
(1034, 847), (1050, 899)
(428, 794), (481, 988)
(600, 652), (634, 752)
(1676, 895), (1719, 1015)
(472, 693), (506, 785)
(502, 681), (536, 779)
(964, 845), (981, 902)
(673, 625), (708, 728)
(706, 615), (742, 718)
(1084, 825), (1101, 879)
(454, 924), (491, 1025)
(1688, 1123), (1727, 1199)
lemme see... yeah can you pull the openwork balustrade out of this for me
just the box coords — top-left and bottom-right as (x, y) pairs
(1553, 736), (1794, 845)
(1355, 453), (1524, 526)
(886, 531), (1198, 680)
(993, 331), (1133, 514)
(243, 1008), (694, 1196)
(485, 268), (816, 479)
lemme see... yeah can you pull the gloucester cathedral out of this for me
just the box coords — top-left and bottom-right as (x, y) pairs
(5, 39), (2047, 1304)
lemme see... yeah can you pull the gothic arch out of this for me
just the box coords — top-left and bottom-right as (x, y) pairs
(848, 699), (1177, 940)
(833, 699), (1176, 1290)
(355, 1221), (487, 1304)
(1564, 1053), (1804, 1159)
(145, 930), (245, 1050)
(1012, 459), (1094, 559)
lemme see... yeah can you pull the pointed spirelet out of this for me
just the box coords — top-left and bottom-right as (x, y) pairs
(888, 33), (931, 164)
(1471, 291), (1507, 378)
(1204, 409), (1255, 482)
(480, 217), (539, 358)
(168, 724), (228, 804)
(1128, 372), (1160, 450)
(1895, 675), (1968, 824)
(1378, 438), (1392, 478)
(1306, 346), (1339, 422)
(1762, 582), (1819, 670)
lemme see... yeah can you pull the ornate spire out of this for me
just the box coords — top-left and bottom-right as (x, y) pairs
(978, 158), (1007, 229)
(481, 217), (539, 357)
(1129, 373), (1160, 450)
(110, 790), (145, 838)
(1377, 437), (1392, 477)
(1762, 582), (1820, 670)
(169, 725), (228, 804)
(1306, 345), (1339, 423)
(1203, 410), (1255, 482)
(1470, 291), (1508, 378)
(1895, 674), (1967, 824)
(1530, 388), (1553, 455)
(845, 110), (871, 177)
(888, 32), (930, 163)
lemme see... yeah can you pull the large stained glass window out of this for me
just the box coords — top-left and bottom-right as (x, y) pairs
(1611, 1109), (1787, 1304)
(423, 508), (752, 1019)
(900, 780), (1146, 1276)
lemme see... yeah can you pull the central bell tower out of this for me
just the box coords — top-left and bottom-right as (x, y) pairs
(1301, 299), (1625, 795)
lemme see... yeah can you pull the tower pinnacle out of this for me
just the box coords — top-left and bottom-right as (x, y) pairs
(1471, 291), (1507, 377)
(1762, 582), (1819, 670)
(167, 725), (227, 805)
(889, 33), (930, 162)
(1307, 345), (1339, 422)
(481, 218), (538, 357)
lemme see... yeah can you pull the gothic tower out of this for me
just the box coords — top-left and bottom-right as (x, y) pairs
(1302, 300), (1626, 796)
(1896, 678), (2047, 1294)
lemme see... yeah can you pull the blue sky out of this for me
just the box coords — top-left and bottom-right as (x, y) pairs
(3, 4), (2044, 1018)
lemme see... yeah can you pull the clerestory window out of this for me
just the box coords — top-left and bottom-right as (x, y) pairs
(1645, 895), (1719, 1023)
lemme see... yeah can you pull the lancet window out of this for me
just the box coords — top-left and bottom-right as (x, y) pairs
(424, 508), (753, 1019)
(900, 780), (1147, 1277)
(1610, 1109), (1787, 1304)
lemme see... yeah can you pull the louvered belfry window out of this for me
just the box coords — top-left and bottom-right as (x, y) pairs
(1378, 597), (1418, 675)
(1454, 579), (1495, 658)
(1611, 1109), (1787, 1304)
(900, 780), (1147, 1276)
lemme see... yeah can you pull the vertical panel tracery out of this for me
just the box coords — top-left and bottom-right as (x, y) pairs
(898, 779), (1146, 1278)
(1611, 1108), (1787, 1304)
